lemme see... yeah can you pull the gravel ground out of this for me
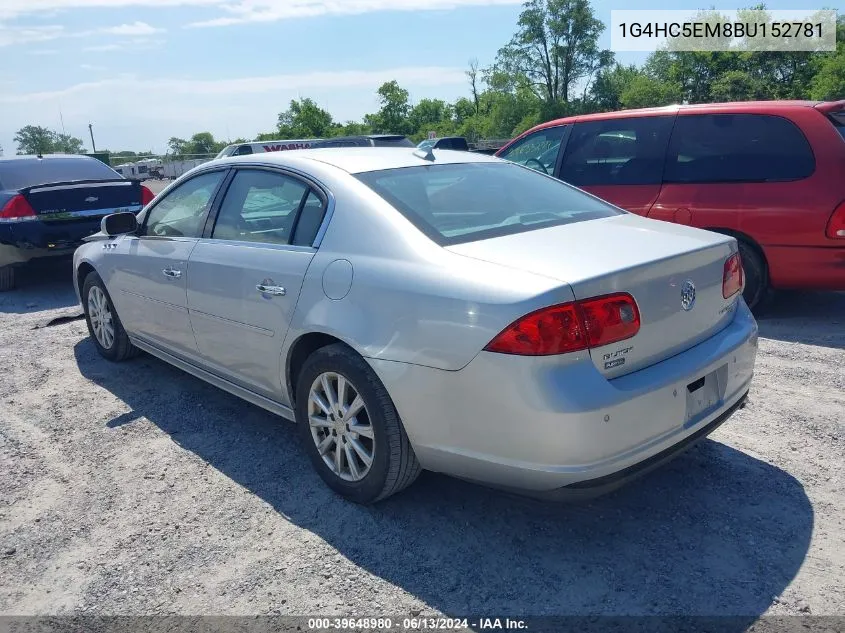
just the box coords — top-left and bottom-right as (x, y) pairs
(0, 260), (843, 622)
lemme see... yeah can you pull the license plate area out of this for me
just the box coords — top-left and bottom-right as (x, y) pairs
(684, 366), (725, 427)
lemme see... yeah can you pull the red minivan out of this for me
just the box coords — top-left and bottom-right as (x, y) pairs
(495, 101), (845, 309)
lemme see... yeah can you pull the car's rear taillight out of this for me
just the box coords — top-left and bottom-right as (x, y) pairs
(140, 185), (155, 206)
(722, 253), (744, 299)
(0, 194), (37, 222)
(579, 293), (641, 348)
(484, 293), (639, 356)
(826, 201), (845, 239)
(484, 302), (587, 355)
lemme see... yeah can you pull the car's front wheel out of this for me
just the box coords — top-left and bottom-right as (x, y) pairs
(295, 343), (421, 504)
(82, 271), (137, 362)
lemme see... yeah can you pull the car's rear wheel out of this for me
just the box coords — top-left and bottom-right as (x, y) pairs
(737, 240), (767, 311)
(82, 271), (137, 362)
(295, 343), (421, 504)
(0, 266), (15, 292)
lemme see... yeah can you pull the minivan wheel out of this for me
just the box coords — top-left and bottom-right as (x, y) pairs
(737, 240), (767, 311)
(82, 271), (137, 361)
(295, 343), (421, 504)
(0, 265), (15, 292)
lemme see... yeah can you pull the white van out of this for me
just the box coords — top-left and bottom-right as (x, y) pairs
(214, 139), (322, 159)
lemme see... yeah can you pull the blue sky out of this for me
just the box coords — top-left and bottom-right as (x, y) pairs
(0, 0), (819, 155)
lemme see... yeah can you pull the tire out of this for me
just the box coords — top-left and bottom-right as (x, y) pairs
(82, 271), (138, 362)
(295, 343), (421, 504)
(737, 240), (768, 311)
(0, 266), (15, 292)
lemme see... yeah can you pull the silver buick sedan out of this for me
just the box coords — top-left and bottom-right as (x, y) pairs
(73, 148), (758, 504)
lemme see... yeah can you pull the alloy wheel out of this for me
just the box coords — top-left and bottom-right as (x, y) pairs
(88, 286), (115, 350)
(307, 372), (374, 482)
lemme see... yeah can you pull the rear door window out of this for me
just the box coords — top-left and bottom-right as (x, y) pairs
(498, 126), (567, 176)
(211, 169), (313, 245)
(560, 116), (674, 186)
(665, 114), (815, 183)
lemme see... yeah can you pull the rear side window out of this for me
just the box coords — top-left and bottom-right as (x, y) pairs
(665, 114), (815, 183)
(829, 113), (845, 141)
(0, 157), (121, 190)
(560, 116), (674, 186)
(212, 169), (325, 246)
(356, 162), (621, 246)
(498, 125), (567, 176)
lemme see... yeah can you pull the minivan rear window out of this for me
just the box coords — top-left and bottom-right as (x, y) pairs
(357, 162), (621, 246)
(665, 114), (815, 183)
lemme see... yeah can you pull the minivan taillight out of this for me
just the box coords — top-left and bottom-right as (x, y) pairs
(140, 185), (155, 206)
(826, 201), (845, 239)
(0, 194), (37, 222)
(484, 293), (640, 356)
(722, 253), (744, 299)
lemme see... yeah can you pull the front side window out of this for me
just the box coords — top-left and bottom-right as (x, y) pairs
(665, 114), (815, 183)
(498, 126), (567, 175)
(144, 170), (226, 238)
(356, 162), (621, 246)
(560, 116), (673, 186)
(211, 170), (311, 245)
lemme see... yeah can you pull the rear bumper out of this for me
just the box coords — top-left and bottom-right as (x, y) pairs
(0, 219), (101, 267)
(368, 299), (758, 495)
(765, 244), (845, 290)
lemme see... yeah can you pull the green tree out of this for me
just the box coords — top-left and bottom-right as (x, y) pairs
(277, 98), (334, 138)
(14, 125), (58, 155)
(168, 137), (189, 157)
(54, 133), (85, 154)
(809, 17), (845, 100)
(188, 132), (220, 156)
(409, 98), (452, 137)
(494, 0), (611, 103)
(709, 70), (770, 102)
(365, 80), (413, 134)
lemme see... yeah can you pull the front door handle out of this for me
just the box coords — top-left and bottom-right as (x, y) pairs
(162, 267), (182, 278)
(256, 284), (286, 296)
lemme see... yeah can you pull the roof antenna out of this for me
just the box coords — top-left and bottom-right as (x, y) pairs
(413, 147), (435, 161)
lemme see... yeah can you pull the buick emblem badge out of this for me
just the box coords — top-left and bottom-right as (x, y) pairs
(681, 279), (696, 311)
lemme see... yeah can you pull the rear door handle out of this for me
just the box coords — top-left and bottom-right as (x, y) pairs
(256, 284), (285, 296)
(162, 267), (182, 278)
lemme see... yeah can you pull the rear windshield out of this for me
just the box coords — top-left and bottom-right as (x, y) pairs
(0, 157), (121, 190)
(356, 162), (622, 246)
(373, 137), (414, 147)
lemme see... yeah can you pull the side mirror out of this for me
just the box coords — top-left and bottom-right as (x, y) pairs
(101, 212), (138, 236)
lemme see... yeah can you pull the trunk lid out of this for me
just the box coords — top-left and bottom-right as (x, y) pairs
(21, 179), (145, 223)
(447, 214), (740, 378)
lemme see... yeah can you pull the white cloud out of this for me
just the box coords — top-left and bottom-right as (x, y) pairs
(84, 43), (121, 51)
(101, 21), (163, 35)
(0, 66), (469, 152)
(0, 0), (221, 20)
(80, 63), (107, 70)
(0, 20), (164, 47)
(0, 66), (466, 104)
(0, 24), (64, 47)
(0, 0), (522, 25)
(189, 0), (523, 27)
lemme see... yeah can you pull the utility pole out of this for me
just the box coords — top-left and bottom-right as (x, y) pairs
(88, 123), (97, 153)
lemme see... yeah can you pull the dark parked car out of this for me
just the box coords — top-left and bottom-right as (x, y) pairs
(496, 100), (845, 309)
(0, 154), (155, 290)
(310, 135), (414, 148)
(417, 136), (470, 151)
